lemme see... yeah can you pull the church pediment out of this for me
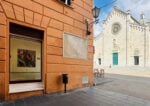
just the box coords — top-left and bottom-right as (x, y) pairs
(104, 7), (140, 25)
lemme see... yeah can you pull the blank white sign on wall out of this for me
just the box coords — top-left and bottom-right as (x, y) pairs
(63, 32), (88, 59)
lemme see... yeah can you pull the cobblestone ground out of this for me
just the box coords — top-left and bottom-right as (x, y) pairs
(1, 73), (150, 106)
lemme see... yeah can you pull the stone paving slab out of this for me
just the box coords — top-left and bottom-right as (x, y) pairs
(97, 74), (150, 101)
(1, 87), (150, 106)
(94, 77), (114, 86)
(90, 88), (150, 106)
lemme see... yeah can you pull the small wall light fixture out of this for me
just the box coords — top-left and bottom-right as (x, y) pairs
(85, 6), (100, 36)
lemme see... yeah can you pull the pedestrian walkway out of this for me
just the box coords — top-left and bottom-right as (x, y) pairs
(1, 86), (150, 106)
(94, 77), (114, 86)
(104, 67), (150, 77)
(1, 72), (150, 106)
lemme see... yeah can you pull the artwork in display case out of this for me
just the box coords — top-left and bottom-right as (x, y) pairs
(17, 49), (36, 67)
(10, 37), (42, 82)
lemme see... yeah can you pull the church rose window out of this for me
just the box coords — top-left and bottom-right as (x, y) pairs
(112, 23), (121, 35)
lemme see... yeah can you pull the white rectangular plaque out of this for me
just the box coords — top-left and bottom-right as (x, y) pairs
(82, 76), (89, 84)
(63, 32), (88, 59)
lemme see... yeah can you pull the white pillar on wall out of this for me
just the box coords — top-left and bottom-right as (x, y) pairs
(146, 26), (150, 66)
(126, 13), (130, 66)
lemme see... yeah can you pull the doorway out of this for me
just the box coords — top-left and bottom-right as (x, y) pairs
(113, 53), (118, 65)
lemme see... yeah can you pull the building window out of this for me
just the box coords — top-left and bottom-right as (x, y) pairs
(98, 58), (101, 65)
(59, 0), (72, 6)
(113, 39), (116, 47)
(134, 56), (139, 65)
(10, 23), (43, 83)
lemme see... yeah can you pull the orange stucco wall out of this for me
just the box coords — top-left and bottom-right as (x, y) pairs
(0, 0), (94, 100)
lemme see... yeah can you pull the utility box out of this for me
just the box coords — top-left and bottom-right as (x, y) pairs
(62, 74), (68, 93)
(62, 74), (68, 84)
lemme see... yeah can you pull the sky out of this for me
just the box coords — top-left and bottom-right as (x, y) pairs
(94, 0), (150, 37)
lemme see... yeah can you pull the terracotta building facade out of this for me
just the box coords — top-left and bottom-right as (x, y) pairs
(0, 0), (94, 100)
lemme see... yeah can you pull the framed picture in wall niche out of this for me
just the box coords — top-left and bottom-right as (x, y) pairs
(17, 49), (36, 67)
(10, 37), (42, 82)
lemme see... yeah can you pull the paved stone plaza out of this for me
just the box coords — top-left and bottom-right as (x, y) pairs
(1, 72), (150, 106)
